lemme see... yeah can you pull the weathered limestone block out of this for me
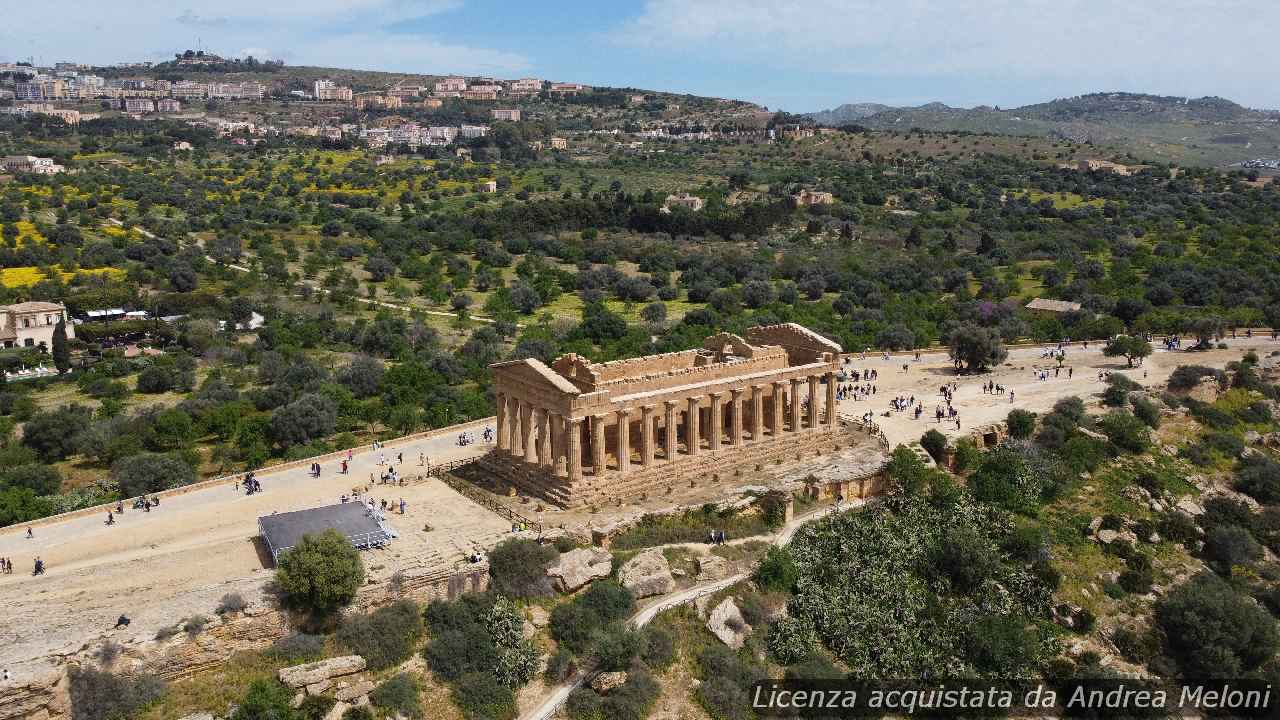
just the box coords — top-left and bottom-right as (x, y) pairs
(706, 598), (752, 649)
(1187, 376), (1221, 404)
(695, 554), (731, 581)
(546, 548), (613, 593)
(617, 549), (675, 598)
(321, 700), (350, 720)
(278, 655), (366, 689)
(334, 680), (375, 703)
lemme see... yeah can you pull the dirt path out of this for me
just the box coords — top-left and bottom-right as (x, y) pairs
(837, 338), (1268, 446)
(0, 425), (509, 676)
(523, 500), (859, 720)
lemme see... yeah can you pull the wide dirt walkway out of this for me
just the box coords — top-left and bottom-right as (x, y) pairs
(0, 422), (507, 676)
(838, 338), (1267, 446)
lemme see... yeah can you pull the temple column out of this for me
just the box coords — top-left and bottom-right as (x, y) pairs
(524, 405), (539, 464)
(825, 371), (838, 426)
(686, 396), (701, 455)
(617, 408), (632, 474)
(539, 410), (553, 467)
(729, 389), (744, 446)
(709, 392), (723, 451)
(772, 381), (786, 437)
(641, 405), (656, 466)
(566, 417), (583, 481)
(751, 385), (764, 441)
(553, 413), (568, 478)
(510, 397), (524, 457)
(495, 391), (508, 452)
(789, 379), (802, 431)
(807, 376), (820, 430)
(663, 401), (677, 460)
(591, 414), (607, 476)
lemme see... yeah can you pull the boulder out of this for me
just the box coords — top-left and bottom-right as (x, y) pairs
(305, 680), (331, 696)
(706, 598), (752, 649)
(1088, 517), (1103, 535)
(278, 656), (366, 689)
(618, 549), (675, 598)
(696, 554), (732, 581)
(1096, 529), (1119, 545)
(1176, 498), (1205, 516)
(527, 606), (550, 628)
(591, 671), (629, 694)
(546, 548), (613, 593)
(1187, 376), (1221, 404)
(1244, 430), (1262, 445)
(322, 701), (350, 720)
(177, 715), (216, 720)
(334, 680), (375, 703)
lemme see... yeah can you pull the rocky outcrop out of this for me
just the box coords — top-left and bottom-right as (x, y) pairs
(617, 549), (675, 598)
(591, 671), (628, 694)
(0, 665), (69, 720)
(696, 554), (732, 581)
(706, 598), (752, 649)
(527, 606), (550, 628)
(1187, 376), (1221, 404)
(278, 656), (366, 689)
(546, 548), (613, 593)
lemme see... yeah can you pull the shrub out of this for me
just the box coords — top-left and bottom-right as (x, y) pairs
(1102, 384), (1129, 407)
(487, 538), (558, 598)
(594, 625), (642, 671)
(1156, 573), (1278, 677)
(1118, 567), (1154, 594)
(1204, 525), (1262, 570)
(342, 707), (374, 720)
(1002, 525), (1048, 562)
(1187, 401), (1238, 430)
(230, 678), (294, 720)
(216, 592), (248, 615)
(544, 647), (576, 684)
(275, 529), (365, 615)
(579, 580), (635, 624)
(920, 429), (948, 462)
(183, 615), (210, 637)
(1098, 411), (1150, 453)
(110, 452), (196, 498)
(753, 546), (799, 593)
(1160, 512), (1199, 545)
(1168, 365), (1225, 391)
(0, 463), (62, 495)
(768, 615), (816, 665)
(1006, 409), (1036, 439)
(451, 671), (516, 720)
(1131, 396), (1161, 428)
(965, 614), (1040, 675)
(1235, 457), (1280, 504)
(952, 438), (981, 472)
(930, 526), (1000, 593)
(1200, 496), (1254, 533)
(641, 625), (676, 669)
(565, 687), (603, 720)
(68, 667), (166, 720)
(337, 599), (423, 670)
(369, 673), (422, 719)
(549, 603), (597, 654)
(423, 593), (499, 681)
(297, 695), (336, 720)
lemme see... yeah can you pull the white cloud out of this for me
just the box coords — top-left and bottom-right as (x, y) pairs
(613, 0), (1280, 107)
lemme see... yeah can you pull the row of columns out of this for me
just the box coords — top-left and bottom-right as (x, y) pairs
(496, 371), (839, 483)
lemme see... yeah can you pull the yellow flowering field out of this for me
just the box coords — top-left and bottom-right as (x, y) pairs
(0, 266), (125, 288)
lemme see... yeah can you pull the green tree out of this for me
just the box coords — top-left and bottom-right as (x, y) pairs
(947, 324), (1008, 373)
(1006, 409), (1036, 439)
(275, 530), (365, 615)
(487, 538), (558, 598)
(1102, 335), (1152, 367)
(1156, 573), (1278, 677)
(51, 320), (71, 374)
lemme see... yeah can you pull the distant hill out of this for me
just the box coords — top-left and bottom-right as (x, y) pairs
(806, 92), (1280, 167)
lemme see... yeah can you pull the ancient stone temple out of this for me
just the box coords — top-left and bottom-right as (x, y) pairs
(483, 323), (854, 507)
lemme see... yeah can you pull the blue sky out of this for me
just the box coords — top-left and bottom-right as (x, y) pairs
(5, 1), (1280, 112)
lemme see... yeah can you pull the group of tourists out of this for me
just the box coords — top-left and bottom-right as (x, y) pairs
(982, 381), (1011, 395)
(237, 472), (263, 495)
(0, 557), (14, 574)
(835, 383), (877, 402)
(707, 529), (729, 545)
